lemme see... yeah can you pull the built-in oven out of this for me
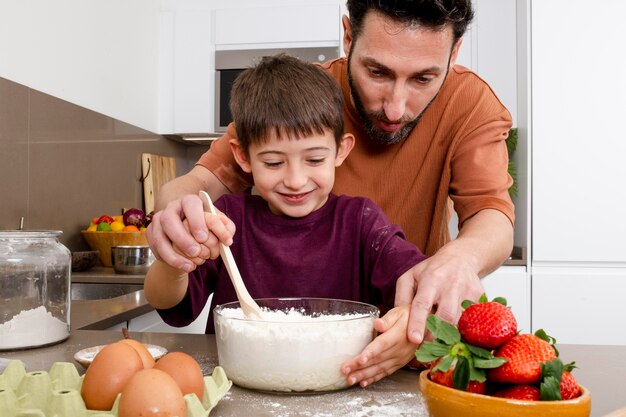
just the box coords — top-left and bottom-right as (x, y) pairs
(214, 46), (340, 133)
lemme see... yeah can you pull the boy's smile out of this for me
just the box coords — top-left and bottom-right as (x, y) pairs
(231, 130), (354, 218)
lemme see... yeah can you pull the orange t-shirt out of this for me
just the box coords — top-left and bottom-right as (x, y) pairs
(197, 58), (514, 256)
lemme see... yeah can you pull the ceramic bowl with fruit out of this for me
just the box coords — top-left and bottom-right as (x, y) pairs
(419, 369), (591, 417)
(81, 209), (152, 267)
(416, 295), (591, 417)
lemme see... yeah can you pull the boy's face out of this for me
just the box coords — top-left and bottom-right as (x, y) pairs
(231, 130), (354, 217)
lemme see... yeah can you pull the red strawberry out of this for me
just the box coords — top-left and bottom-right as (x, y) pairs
(539, 358), (582, 401)
(458, 296), (517, 349)
(494, 384), (540, 400)
(415, 315), (506, 393)
(560, 370), (581, 400)
(429, 360), (486, 394)
(488, 331), (557, 384)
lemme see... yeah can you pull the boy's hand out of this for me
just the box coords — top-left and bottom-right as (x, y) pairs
(340, 305), (418, 387)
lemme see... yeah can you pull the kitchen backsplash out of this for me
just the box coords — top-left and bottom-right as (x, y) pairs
(0, 77), (209, 251)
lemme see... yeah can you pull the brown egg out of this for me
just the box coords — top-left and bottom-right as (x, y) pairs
(119, 338), (155, 369)
(118, 368), (187, 417)
(81, 341), (144, 410)
(154, 352), (205, 400)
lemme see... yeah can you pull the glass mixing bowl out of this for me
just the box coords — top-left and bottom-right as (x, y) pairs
(214, 297), (379, 392)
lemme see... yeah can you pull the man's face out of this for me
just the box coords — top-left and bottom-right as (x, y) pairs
(344, 11), (461, 145)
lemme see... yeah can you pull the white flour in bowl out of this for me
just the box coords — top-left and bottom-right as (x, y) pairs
(215, 307), (376, 392)
(0, 306), (69, 349)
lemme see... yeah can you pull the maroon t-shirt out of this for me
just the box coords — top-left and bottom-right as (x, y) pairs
(156, 193), (426, 333)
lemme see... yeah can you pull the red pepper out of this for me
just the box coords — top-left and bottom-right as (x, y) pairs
(95, 215), (115, 225)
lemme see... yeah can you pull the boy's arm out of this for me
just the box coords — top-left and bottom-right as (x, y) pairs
(143, 260), (189, 309)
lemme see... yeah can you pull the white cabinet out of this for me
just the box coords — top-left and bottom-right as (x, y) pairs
(528, 1), (626, 345)
(532, 267), (626, 345)
(0, 0), (163, 133)
(482, 266), (531, 333)
(531, 0), (626, 264)
(159, 4), (214, 134)
(214, 4), (341, 50)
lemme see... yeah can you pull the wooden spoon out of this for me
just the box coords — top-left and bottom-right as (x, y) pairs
(199, 191), (263, 319)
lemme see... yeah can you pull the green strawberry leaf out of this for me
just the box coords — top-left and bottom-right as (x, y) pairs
(535, 329), (560, 356)
(434, 354), (455, 373)
(541, 358), (565, 383)
(468, 361), (487, 382)
(452, 356), (470, 390)
(415, 341), (451, 363)
(466, 344), (495, 359)
(427, 315), (461, 345)
(540, 375), (562, 401)
(461, 299), (474, 309)
(478, 293), (488, 303)
(474, 357), (507, 369)
(493, 296), (508, 306)
(563, 361), (578, 373)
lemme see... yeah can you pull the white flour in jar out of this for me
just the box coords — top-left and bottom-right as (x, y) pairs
(0, 306), (69, 349)
(215, 307), (376, 392)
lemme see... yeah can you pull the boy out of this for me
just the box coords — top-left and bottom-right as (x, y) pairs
(144, 54), (426, 386)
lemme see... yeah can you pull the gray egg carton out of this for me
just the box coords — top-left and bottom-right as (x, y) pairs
(0, 360), (231, 417)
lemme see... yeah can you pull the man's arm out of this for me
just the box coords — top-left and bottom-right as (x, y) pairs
(395, 208), (514, 344)
(148, 166), (231, 273)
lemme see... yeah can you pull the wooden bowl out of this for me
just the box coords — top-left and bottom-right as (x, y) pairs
(81, 230), (148, 267)
(419, 370), (591, 417)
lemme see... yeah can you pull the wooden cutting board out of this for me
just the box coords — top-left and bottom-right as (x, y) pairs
(141, 153), (176, 214)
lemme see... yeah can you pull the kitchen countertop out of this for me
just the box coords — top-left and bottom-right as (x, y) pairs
(72, 266), (145, 284)
(1, 296), (624, 416)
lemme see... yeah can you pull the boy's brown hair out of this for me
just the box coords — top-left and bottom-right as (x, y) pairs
(229, 53), (344, 153)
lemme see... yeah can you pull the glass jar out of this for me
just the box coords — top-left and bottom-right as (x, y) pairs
(0, 231), (71, 350)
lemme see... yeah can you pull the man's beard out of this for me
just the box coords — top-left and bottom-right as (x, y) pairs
(347, 53), (440, 146)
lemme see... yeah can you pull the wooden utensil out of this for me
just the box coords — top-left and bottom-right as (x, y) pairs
(199, 191), (263, 319)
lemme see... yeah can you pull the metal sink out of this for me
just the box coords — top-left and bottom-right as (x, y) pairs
(71, 282), (143, 301)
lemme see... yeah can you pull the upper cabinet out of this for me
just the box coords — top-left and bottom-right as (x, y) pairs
(214, 4), (341, 50)
(0, 0), (163, 133)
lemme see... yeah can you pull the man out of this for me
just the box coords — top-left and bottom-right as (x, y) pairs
(148, 0), (514, 385)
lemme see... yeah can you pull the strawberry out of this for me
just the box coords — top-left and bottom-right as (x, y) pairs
(458, 295), (517, 349)
(429, 358), (486, 394)
(415, 315), (506, 392)
(539, 358), (581, 400)
(560, 370), (581, 400)
(494, 384), (540, 400)
(488, 330), (557, 384)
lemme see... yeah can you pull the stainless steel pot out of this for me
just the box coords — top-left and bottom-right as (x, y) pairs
(111, 245), (154, 275)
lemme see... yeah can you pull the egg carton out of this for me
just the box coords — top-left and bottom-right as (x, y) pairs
(0, 360), (232, 417)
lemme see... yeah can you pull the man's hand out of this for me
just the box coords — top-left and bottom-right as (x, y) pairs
(147, 167), (232, 272)
(395, 209), (514, 345)
(148, 194), (235, 273)
(395, 253), (485, 345)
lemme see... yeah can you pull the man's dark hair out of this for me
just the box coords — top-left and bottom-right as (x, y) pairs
(230, 54), (345, 153)
(346, 0), (474, 45)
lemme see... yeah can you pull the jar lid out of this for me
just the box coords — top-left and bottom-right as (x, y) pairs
(0, 230), (63, 238)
